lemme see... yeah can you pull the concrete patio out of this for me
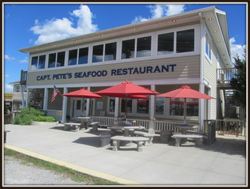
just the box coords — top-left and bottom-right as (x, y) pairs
(4, 124), (246, 186)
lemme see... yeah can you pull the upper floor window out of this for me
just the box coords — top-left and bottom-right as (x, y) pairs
(158, 32), (174, 55)
(31, 55), (45, 70)
(176, 29), (194, 53)
(68, 49), (78, 66)
(47, 51), (65, 68)
(105, 42), (116, 61)
(56, 52), (65, 67)
(92, 44), (104, 63)
(48, 53), (56, 68)
(122, 39), (135, 59)
(136, 36), (151, 57)
(205, 35), (212, 60)
(78, 47), (88, 64)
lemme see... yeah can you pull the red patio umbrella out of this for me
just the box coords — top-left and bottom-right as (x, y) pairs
(96, 81), (158, 118)
(158, 85), (214, 124)
(63, 88), (101, 98)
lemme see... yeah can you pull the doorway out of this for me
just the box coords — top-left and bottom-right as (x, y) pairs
(70, 98), (87, 118)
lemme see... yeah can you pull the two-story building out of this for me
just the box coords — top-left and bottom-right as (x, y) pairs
(20, 6), (231, 130)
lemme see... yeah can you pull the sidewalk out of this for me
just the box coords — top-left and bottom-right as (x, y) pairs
(4, 124), (246, 185)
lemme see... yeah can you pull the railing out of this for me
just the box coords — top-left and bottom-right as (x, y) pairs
(215, 119), (246, 137)
(217, 68), (237, 85)
(91, 116), (199, 133)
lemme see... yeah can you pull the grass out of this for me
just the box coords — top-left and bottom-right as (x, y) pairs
(4, 148), (119, 185)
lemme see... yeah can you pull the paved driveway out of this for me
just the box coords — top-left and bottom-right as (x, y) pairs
(4, 124), (246, 185)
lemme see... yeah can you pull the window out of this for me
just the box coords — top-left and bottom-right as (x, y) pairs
(176, 29), (194, 53)
(31, 56), (38, 70)
(137, 99), (149, 114)
(38, 55), (46, 69)
(48, 53), (56, 68)
(76, 100), (81, 110)
(109, 98), (115, 113)
(121, 99), (132, 113)
(68, 49), (78, 66)
(105, 42), (116, 61)
(187, 99), (198, 116)
(92, 44), (104, 63)
(57, 52), (65, 67)
(170, 99), (184, 116)
(155, 98), (164, 114)
(158, 32), (174, 55)
(31, 55), (46, 70)
(205, 35), (212, 60)
(136, 36), (151, 57)
(14, 85), (20, 92)
(170, 98), (198, 116)
(78, 47), (88, 64)
(122, 39), (135, 59)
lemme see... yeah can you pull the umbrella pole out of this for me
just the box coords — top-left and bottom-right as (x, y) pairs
(184, 98), (187, 125)
(124, 97), (127, 120)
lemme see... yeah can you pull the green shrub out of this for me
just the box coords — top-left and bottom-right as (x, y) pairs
(14, 114), (32, 125)
(14, 107), (56, 125)
(33, 115), (56, 122)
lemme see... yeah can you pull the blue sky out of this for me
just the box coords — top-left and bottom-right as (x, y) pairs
(4, 3), (246, 92)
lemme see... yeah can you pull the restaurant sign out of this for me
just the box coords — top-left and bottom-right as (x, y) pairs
(36, 64), (177, 81)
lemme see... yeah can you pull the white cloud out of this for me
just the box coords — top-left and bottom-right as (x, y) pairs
(230, 37), (246, 62)
(132, 4), (185, 23)
(31, 5), (98, 45)
(4, 54), (15, 61)
(19, 58), (28, 64)
(5, 83), (13, 92)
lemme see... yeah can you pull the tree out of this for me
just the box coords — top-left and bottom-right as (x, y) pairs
(230, 51), (246, 119)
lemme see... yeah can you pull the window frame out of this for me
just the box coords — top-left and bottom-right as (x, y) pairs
(30, 54), (46, 70)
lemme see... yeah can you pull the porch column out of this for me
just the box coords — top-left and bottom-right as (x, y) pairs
(199, 83), (205, 132)
(21, 85), (25, 108)
(92, 99), (96, 116)
(62, 87), (68, 123)
(86, 87), (90, 116)
(149, 85), (155, 130)
(25, 88), (29, 107)
(114, 97), (119, 121)
(43, 88), (48, 111)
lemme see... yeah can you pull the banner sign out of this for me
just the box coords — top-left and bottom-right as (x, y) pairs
(36, 64), (177, 81)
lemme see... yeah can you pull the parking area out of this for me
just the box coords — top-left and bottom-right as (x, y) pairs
(4, 124), (246, 185)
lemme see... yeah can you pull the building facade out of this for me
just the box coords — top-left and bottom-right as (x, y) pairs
(20, 7), (231, 130)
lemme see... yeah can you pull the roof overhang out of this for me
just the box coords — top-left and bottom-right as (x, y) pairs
(201, 8), (231, 68)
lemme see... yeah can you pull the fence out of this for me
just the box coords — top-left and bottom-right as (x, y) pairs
(215, 119), (246, 137)
(217, 68), (237, 84)
(91, 116), (199, 133)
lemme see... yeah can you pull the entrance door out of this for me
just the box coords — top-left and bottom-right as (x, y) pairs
(71, 98), (87, 118)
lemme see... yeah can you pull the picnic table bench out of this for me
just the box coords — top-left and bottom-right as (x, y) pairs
(134, 131), (160, 144)
(64, 122), (81, 131)
(111, 136), (149, 152)
(172, 133), (204, 147)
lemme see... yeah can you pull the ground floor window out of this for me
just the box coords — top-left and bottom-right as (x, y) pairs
(155, 97), (164, 114)
(29, 88), (44, 109)
(47, 88), (63, 110)
(137, 99), (149, 114)
(121, 99), (132, 113)
(170, 99), (184, 116)
(170, 98), (198, 116)
(109, 98), (115, 113)
(187, 99), (199, 116)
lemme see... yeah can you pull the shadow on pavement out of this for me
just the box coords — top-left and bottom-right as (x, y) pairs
(73, 137), (101, 148)
(197, 137), (246, 157)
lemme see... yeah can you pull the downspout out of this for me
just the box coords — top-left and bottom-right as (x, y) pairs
(198, 12), (206, 132)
